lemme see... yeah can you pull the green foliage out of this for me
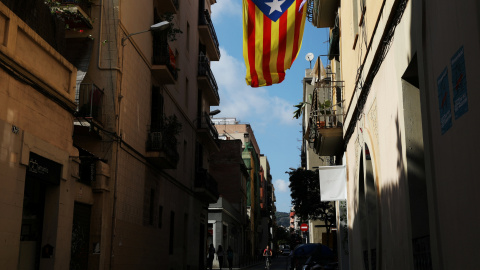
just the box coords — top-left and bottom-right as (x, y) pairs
(163, 114), (182, 145)
(287, 168), (335, 229)
(319, 100), (332, 115)
(159, 12), (183, 42)
(274, 226), (290, 246)
(292, 94), (312, 119)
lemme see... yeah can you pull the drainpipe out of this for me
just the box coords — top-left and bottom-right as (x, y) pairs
(97, 0), (121, 72)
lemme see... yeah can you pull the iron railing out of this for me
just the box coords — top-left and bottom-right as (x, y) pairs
(56, 0), (92, 15)
(152, 32), (178, 80)
(310, 82), (345, 130)
(195, 169), (219, 198)
(197, 112), (219, 140)
(413, 236), (432, 270)
(146, 124), (180, 164)
(198, 53), (220, 102)
(198, 9), (220, 58)
(76, 83), (103, 123)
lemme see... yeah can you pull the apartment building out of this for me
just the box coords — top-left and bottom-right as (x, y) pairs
(0, 1), (78, 269)
(306, 0), (480, 269)
(208, 139), (249, 268)
(1, 0), (222, 269)
(212, 118), (266, 257)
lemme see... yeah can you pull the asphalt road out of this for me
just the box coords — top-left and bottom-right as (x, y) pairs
(245, 255), (290, 270)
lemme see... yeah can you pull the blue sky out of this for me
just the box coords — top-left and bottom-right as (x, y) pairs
(211, 0), (329, 213)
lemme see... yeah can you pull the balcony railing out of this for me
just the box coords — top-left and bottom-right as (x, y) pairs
(198, 53), (220, 104)
(198, 9), (220, 60)
(76, 83), (103, 123)
(195, 168), (219, 203)
(152, 32), (178, 81)
(308, 79), (345, 156)
(197, 112), (219, 140)
(310, 83), (344, 130)
(146, 124), (180, 168)
(49, 0), (93, 29)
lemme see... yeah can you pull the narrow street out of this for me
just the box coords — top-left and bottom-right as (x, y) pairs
(242, 256), (289, 270)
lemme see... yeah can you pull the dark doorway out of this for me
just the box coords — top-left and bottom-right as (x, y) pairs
(19, 177), (46, 270)
(70, 202), (92, 270)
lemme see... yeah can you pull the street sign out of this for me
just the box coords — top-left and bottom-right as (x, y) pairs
(300, 223), (308, 232)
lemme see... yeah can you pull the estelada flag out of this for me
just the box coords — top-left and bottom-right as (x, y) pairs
(243, 0), (307, 87)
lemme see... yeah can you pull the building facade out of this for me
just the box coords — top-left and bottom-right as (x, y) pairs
(307, 0), (480, 269)
(0, 1), (79, 269)
(213, 118), (266, 258)
(208, 139), (249, 268)
(1, 0), (222, 269)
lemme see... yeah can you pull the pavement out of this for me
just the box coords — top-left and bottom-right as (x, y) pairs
(207, 255), (289, 270)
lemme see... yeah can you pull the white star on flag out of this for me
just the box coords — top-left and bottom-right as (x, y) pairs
(265, 0), (285, 15)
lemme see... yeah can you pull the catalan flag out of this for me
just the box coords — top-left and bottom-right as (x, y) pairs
(243, 0), (307, 87)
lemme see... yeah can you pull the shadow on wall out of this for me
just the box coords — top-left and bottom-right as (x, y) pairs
(349, 114), (431, 270)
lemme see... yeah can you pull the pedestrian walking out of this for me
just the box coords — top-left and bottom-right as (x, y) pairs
(207, 244), (215, 270)
(217, 245), (224, 269)
(227, 246), (234, 270)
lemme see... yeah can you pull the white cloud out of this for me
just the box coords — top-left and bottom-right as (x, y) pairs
(211, 48), (300, 127)
(211, 0), (242, 22)
(274, 179), (289, 192)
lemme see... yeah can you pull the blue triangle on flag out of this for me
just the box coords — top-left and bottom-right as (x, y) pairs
(251, 0), (296, 22)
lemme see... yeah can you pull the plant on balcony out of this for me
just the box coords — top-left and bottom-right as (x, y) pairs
(45, 0), (93, 30)
(162, 114), (182, 146)
(158, 12), (182, 42)
(292, 94), (312, 119)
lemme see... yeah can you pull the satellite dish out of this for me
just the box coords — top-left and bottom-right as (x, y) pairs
(305, 53), (314, 68)
(305, 53), (314, 62)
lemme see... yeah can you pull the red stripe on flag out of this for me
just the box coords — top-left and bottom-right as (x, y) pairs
(263, 14), (272, 86)
(277, 12), (287, 83)
(247, 0), (258, 87)
(292, 0), (302, 63)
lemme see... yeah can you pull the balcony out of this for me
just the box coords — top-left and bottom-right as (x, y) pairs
(154, 0), (179, 14)
(308, 80), (344, 156)
(309, 0), (340, 28)
(197, 112), (219, 151)
(198, 10), (220, 61)
(49, 0), (94, 29)
(198, 53), (220, 106)
(195, 169), (219, 204)
(74, 83), (103, 137)
(152, 32), (177, 84)
(145, 124), (180, 169)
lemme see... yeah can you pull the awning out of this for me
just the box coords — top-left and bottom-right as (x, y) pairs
(319, 165), (346, 201)
(310, 56), (327, 85)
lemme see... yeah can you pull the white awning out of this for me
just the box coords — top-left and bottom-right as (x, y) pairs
(319, 165), (346, 201)
(310, 57), (327, 85)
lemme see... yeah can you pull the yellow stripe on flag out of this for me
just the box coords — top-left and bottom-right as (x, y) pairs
(269, 18), (280, 84)
(284, 3), (296, 70)
(254, 6), (265, 86)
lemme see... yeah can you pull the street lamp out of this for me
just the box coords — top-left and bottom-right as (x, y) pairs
(121, 21), (170, 46)
(209, 109), (221, 116)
